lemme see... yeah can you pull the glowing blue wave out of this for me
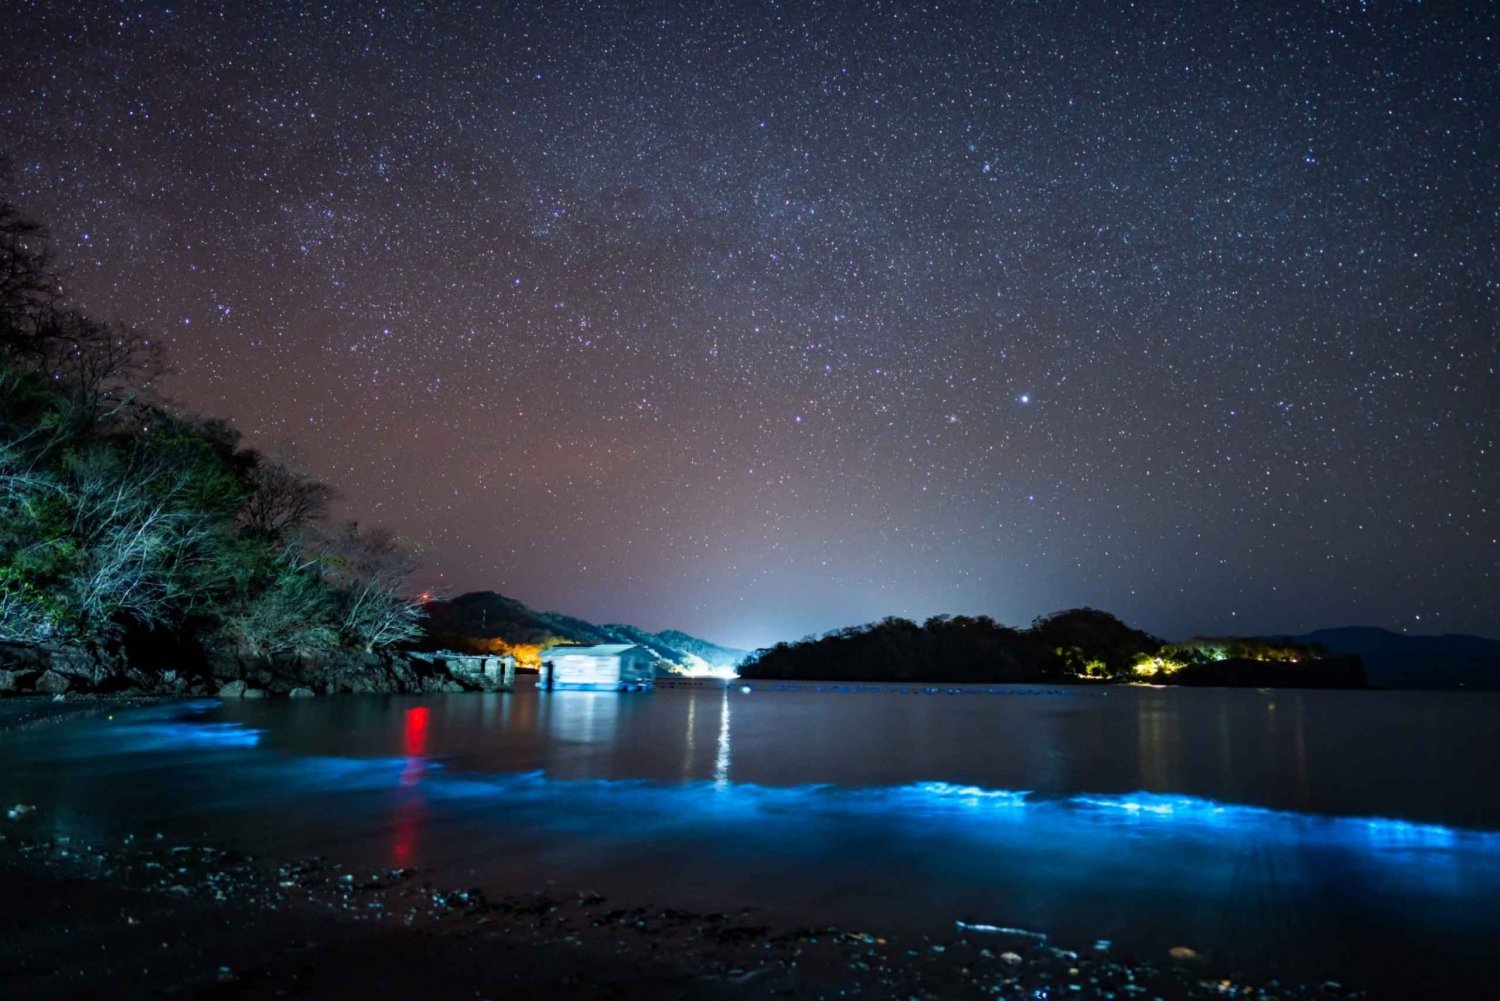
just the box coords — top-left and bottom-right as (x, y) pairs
(9, 701), (1498, 995)
(14, 700), (264, 757)
(31, 701), (1491, 900)
(291, 760), (1499, 860)
(79, 703), (1500, 854)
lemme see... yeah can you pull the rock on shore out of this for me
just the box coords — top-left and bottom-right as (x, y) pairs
(0, 641), (510, 698)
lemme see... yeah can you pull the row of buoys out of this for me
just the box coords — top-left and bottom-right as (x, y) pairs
(736, 683), (1100, 697)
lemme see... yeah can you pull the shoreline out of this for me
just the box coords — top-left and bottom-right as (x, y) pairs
(0, 668), (1397, 717)
(0, 805), (1376, 1001)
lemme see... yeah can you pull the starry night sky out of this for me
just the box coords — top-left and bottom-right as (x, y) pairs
(1, 1), (1495, 649)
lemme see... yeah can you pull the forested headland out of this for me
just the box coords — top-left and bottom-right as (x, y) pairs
(739, 608), (1368, 688)
(0, 201), (430, 696)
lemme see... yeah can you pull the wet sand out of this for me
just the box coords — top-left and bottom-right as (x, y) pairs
(0, 806), (1373, 1001)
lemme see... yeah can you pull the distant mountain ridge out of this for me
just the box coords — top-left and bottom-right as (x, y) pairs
(419, 591), (748, 672)
(1279, 626), (1500, 690)
(418, 597), (1497, 687)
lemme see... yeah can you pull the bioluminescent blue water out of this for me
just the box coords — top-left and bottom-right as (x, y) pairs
(2, 686), (1498, 998)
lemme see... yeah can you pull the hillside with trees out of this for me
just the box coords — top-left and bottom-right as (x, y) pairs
(739, 609), (1153, 683)
(740, 608), (1369, 689)
(0, 201), (427, 695)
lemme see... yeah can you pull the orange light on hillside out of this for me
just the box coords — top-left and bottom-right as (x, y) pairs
(472, 637), (558, 669)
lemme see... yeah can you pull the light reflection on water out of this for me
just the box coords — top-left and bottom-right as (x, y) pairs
(3, 688), (1500, 997)
(714, 686), (732, 789)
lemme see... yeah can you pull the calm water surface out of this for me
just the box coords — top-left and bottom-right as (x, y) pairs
(3, 683), (1499, 998)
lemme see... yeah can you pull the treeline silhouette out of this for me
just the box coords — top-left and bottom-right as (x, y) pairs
(740, 608), (1161, 683)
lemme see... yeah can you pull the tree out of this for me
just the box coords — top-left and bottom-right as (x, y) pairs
(1, 207), (161, 440)
(42, 313), (163, 436)
(0, 440), (218, 641)
(0, 200), (56, 343)
(0, 199), (429, 662)
(214, 542), (339, 656)
(237, 453), (333, 542)
(321, 523), (427, 652)
(0, 411), (249, 642)
(1029, 608), (1162, 678)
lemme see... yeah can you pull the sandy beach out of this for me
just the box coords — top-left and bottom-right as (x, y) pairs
(0, 801), (1373, 1001)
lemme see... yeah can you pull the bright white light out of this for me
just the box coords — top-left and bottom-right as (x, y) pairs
(714, 688), (732, 789)
(1019, 393), (1030, 404)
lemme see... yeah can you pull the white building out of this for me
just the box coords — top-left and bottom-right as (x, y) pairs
(540, 644), (656, 691)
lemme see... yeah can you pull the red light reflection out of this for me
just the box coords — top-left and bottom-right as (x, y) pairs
(394, 706), (430, 867)
(401, 706), (429, 787)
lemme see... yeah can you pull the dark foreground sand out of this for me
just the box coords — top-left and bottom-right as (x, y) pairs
(0, 813), (1378, 1001)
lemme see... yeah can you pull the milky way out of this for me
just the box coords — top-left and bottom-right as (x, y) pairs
(1, 2), (1495, 647)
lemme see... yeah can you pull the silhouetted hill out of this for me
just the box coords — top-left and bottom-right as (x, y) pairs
(418, 591), (748, 672)
(740, 609), (1164, 684)
(591, 623), (700, 668)
(1281, 627), (1500, 690)
(653, 630), (747, 670)
(421, 592), (604, 648)
(741, 610), (1374, 689)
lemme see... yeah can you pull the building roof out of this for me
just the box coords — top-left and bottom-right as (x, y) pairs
(544, 644), (641, 658)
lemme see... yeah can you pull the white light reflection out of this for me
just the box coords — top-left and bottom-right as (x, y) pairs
(714, 687), (732, 789)
(682, 693), (697, 779)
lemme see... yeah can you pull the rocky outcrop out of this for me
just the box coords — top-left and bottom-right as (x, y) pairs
(0, 642), (129, 695)
(1, 642), (514, 698)
(34, 670), (71, 695)
(0, 644), (60, 692)
(45, 645), (121, 688)
(205, 649), (444, 695)
(197, 648), (514, 696)
(0, 667), (37, 692)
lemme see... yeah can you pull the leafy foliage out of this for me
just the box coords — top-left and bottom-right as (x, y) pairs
(1029, 607), (1163, 678)
(321, 523), (426, 652)
(0, 201), (423, 653)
